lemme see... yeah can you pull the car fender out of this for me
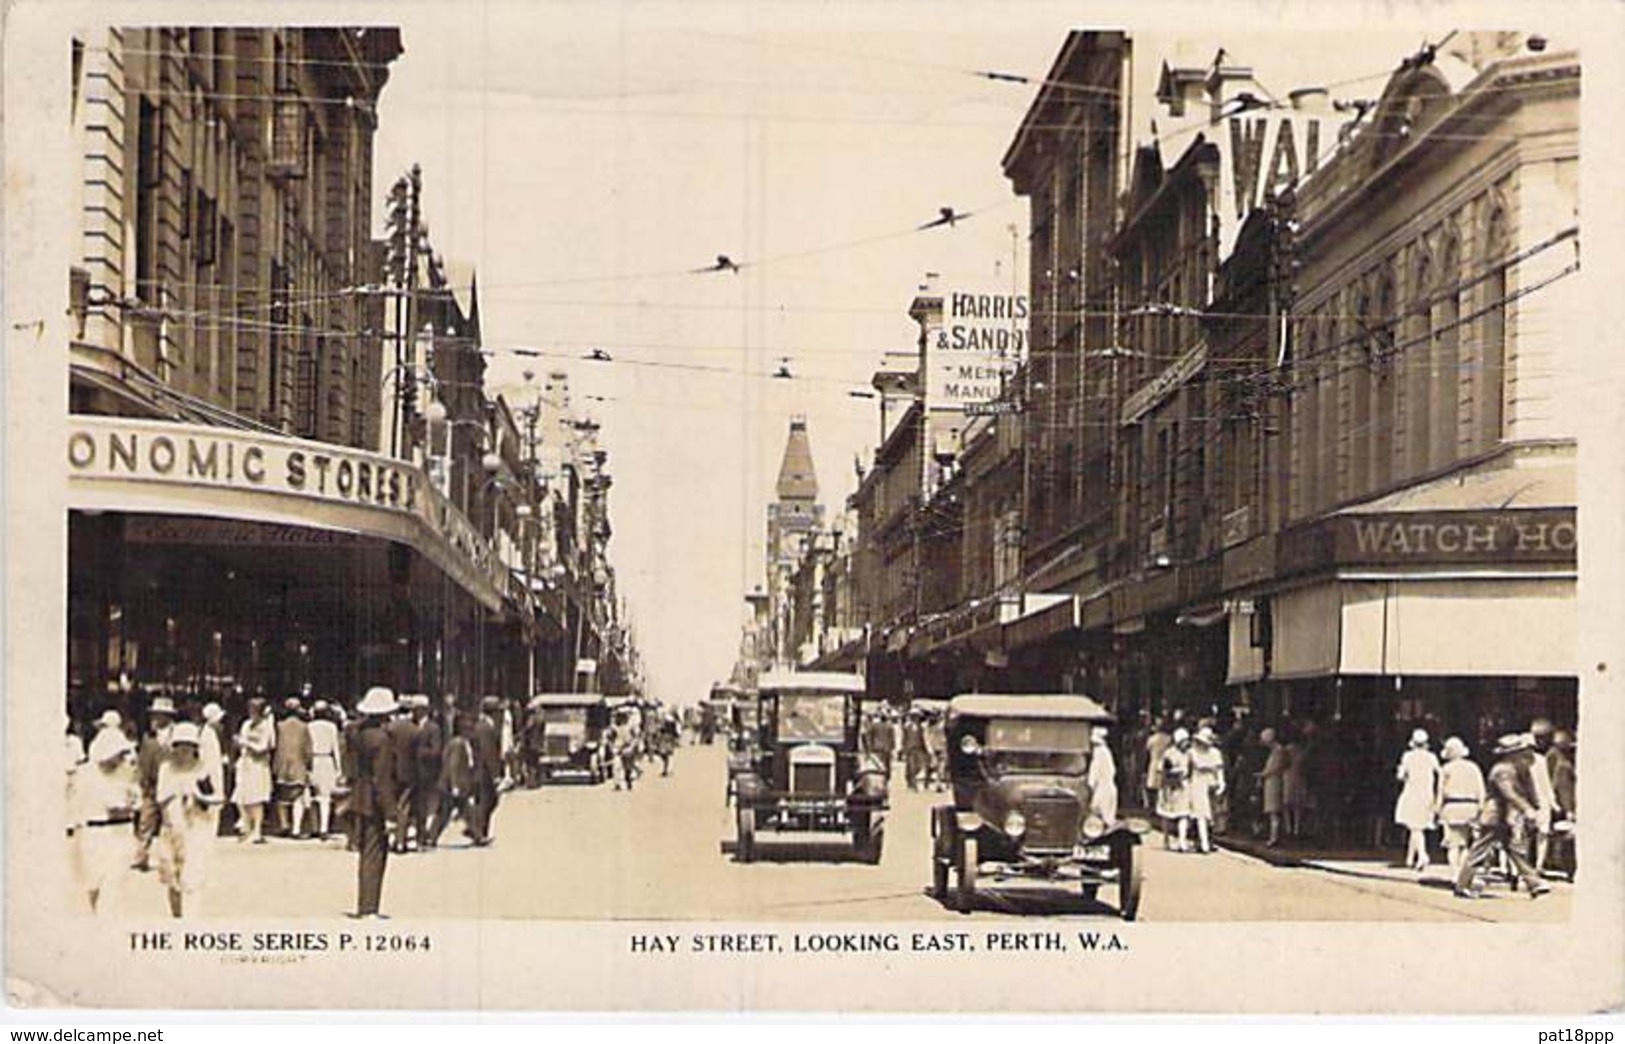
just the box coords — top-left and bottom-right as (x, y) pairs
(954, 810), (984, 835)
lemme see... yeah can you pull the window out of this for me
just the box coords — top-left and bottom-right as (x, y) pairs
(134, 96), (162, 299)
(1433, 236), (1462, 467)
(1348, 288), (1373, 496)
(1407, 252), (1433, 476)
(1481, 211), (1508, 446)
(1372, 274), (1397, 490)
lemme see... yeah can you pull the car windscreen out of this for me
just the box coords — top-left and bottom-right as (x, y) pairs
(985, 718), (1090, 774)
(774, 693), (847, 743)
(539, 707), (588, 725)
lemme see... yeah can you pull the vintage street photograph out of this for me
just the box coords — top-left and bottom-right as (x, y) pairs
(47, 13), (1587, 927)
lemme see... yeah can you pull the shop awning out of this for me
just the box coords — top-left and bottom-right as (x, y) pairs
(1004, 594), (1079, 650)
(1340, 576), (1575, 677)
(1270, 576), (1576, 679)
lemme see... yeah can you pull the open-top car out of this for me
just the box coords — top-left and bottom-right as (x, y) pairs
(931, 694), (1147, 919)
(526, 693), (611, 784)
(732, 670), (888, 864)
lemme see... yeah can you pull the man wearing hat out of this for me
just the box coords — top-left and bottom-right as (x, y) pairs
(1455, 733), (1550, 899)
(73, 712), (140, 913)
(132, 695), (178, 871)
(386, 697), (423, 854)
(346, 686), (400, 917)
(409, 697), (445, 850)
(470, 696), (504, 845)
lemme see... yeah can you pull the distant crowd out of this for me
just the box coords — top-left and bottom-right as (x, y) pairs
(1122, 711), (1576, 899)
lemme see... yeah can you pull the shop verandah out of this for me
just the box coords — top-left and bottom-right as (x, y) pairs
(67, 511), (539, 731)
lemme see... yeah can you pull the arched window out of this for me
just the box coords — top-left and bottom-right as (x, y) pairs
(1481, 209), (1509, 446)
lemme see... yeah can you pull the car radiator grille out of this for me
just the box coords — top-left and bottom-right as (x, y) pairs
(791, 763), (834, 795)
(543, 736), (571, 756)
(1021, 797), (1082, 850)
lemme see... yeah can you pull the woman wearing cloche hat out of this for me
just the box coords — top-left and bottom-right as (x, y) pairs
(154, 723), (223, 918)
(1394, 727), (1441, 874)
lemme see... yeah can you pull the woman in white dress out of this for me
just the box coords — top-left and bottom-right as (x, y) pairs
(307, 701), (343, 838)
(232, 698), (275, 843)
(1394, 727), (1441, 873)
(1086, 725), (1119, 824)
(1434, 735), (1485, 880)
(1188, 725), (1227, 854)
(1157, 727), (1194, 851)
(155, 723), (223, 917)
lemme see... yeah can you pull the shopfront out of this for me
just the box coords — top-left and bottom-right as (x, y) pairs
(66, 416), (514, 727)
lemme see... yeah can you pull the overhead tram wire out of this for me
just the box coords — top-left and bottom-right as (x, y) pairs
(132, 219), (1575, 354)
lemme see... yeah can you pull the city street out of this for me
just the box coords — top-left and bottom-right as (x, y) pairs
(107, 743), (1569, 923)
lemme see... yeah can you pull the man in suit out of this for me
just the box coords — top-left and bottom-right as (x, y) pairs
(132, 696), (177, 871)
(471, 696), (504, 846)
(386, 698), (421, 854)
(409, 697), (444, 849)
(346, 687), (399, 918)
(1455, 733), (1551, 900)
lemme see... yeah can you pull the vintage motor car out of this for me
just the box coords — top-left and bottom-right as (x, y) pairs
(526, 693), (611, 784)
(732, 671), (888, 864)
(931, 694), (1146, 919)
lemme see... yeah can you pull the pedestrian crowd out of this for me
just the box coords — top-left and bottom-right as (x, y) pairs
(66, 687), (523, 920)
(860, 704), (947, 792)
(1119, 708), (1576, 901)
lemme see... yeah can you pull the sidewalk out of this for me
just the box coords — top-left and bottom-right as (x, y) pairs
(1216, 832), (1577, 894)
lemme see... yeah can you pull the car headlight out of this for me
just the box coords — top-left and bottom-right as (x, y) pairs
(1003, 810), (1026, 837)
(959, 734), (981, 756)
(1081, 814), (1107, 840)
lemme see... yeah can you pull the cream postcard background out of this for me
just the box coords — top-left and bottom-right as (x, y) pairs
(4, 0), (1623, 1013)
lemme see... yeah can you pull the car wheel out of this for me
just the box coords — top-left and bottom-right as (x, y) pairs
(539, 767), (552, 786)
(932, 855), (949, 899)
(1081, 884), (1100, 905)
(736, 807), (756, 864)
(1118, 844), (1143, 921)
(956, 835), (978, 913)
(862, 824), (884, 866)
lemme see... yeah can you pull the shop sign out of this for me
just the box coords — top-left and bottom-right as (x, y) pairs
(67, 417), (502, 596)
(1121, 342), (1206, 425)
(1279, 508), (1577, 572)
(925, 288), (1029, 415)
(126, 517), (365, 547)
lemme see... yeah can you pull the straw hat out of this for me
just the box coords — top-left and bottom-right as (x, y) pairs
(98, 709), (123, 729)
(1195, 725), (1216, 745)
(169, 722), (202, 747)
(1409, 728), (1430, 748)
(1172, 726), (1191, 745)
(1493, 732), (1534, 755)
(202, 702), (225, 724)
(1441, 736), (1470, 761)
(356, 686), (399, 717)
(88, 728), (134, 764)
(149, 696), (178, 717)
